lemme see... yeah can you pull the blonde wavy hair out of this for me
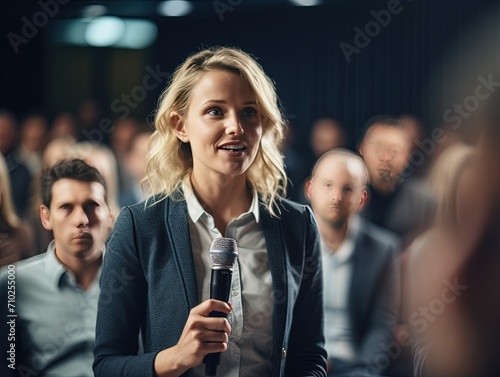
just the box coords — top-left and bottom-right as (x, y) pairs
(0, 153), (20, 229)
(147, 47), (287, 216)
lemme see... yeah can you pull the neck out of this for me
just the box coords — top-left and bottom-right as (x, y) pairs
(317, 219), (349, 253)
(190, 173), (251, 235)
(54, 247), (102, 290)
(372, 177), (401, 194)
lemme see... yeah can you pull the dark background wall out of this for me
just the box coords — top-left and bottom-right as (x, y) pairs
(1, 0), (499, 152)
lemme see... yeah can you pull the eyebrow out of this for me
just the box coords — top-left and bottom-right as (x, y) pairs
(203, 100), (257, 105)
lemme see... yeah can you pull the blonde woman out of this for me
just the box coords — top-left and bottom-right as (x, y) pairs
(0, 153), (34, 266)
(94, 47), (327, 377)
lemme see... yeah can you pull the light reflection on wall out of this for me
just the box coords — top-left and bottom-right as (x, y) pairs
(51, 17), (158, 49)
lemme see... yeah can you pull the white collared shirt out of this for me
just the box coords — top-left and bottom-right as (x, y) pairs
(183, 181), (273, 377)
(322, 215), (360, 361)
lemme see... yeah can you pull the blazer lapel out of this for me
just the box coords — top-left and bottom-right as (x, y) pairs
(165, 196), (199, 309)
(261, 206), (288, 375)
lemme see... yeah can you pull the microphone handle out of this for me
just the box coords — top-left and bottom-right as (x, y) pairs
(204, 268), (233, 376)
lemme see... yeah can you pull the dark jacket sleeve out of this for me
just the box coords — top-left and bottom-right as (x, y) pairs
(93, 207), (157, 377)
(357, 238), (400, 375)
(285, 206), (328, 377)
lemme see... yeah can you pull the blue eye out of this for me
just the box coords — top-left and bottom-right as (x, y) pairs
(207, 108), (224, 116)
(242, 108), (257, 117)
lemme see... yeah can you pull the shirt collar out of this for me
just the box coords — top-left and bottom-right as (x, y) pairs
(44, 240), (69, 288)
(182, 179), (260, 224)
(44, 240), (103, 290)
(322, 214), (361, 266)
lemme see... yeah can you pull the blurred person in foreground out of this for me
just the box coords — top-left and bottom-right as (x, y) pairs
(93, 47), (327, 377)
(399, 144), (475, 377)
(0, 158), (112, 377)
(411, 86), (500, 377)
(359, 115), (435, 248)
(306, 149), (400, 377)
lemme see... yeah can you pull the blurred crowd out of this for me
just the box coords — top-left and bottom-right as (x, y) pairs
(0, 101), (152, 262)
(1, 89), (499, 377)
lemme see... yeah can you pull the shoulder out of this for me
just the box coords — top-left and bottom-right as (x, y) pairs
(358, 217), (401, 253)
(400, 178), (436, 204)
(0, 253), (46, 283)
(115, 194), (179, 227)
(278, 198), (314, 221)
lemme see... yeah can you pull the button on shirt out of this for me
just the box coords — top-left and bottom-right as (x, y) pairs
(183, 182), (273, 377)
(1, 240), (100, 376)
(322, 215), (360, 362)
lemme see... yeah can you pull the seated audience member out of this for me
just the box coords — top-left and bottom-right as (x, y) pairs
(49, 111), (79, 140)
(295, 118), (346, 204)
(119, 130), (152, 206)
(306, 149), (400, 377)
(109, 117), (141, 200)
(358, 115), (435, 248)
(28, 136), (77, 255)
(17, 112), (48, 175)
(0, 158), (112, 377)
(0, 109), (32, 218)
(73, 142), (121, 225)
(310, 118), (346, 158)
(0, 153), (35, 266)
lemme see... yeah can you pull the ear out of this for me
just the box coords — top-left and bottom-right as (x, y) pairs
(358, 144), (364, 157)
(170, 111), (189, 143)
(304, 179), (313, 202)
(40, 205), (53, 231)
(357, 190), (368, 210)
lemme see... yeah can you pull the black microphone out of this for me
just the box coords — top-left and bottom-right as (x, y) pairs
(203, 237), (238, 376)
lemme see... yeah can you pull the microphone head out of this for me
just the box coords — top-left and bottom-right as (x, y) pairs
(209, 237), (238, 270)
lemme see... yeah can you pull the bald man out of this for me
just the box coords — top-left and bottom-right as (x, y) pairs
(306, 149), (400, 377)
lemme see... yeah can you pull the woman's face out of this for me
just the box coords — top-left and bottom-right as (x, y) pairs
(172, 70), (263, 183)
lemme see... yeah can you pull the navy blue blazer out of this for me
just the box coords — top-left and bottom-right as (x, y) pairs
(93, 193), (327, 377)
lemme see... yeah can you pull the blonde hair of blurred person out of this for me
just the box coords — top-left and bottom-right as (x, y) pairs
(405, 144), (478, 377)
(72, 142), (121, 224)
(0, 153), (34, 266)
(147, 47), (287, 215)
(427, 143), (475, 229)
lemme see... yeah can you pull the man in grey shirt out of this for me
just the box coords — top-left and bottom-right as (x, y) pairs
(1, 158), (112, 377)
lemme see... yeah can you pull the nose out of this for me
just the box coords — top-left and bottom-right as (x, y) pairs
(331, 187), (342, 203)
(74, 206), (89, 227)
(379, 147), (394, 162)
(225, 112), (244, 136)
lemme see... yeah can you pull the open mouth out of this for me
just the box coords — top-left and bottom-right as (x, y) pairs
(218, 145), (246, 153)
